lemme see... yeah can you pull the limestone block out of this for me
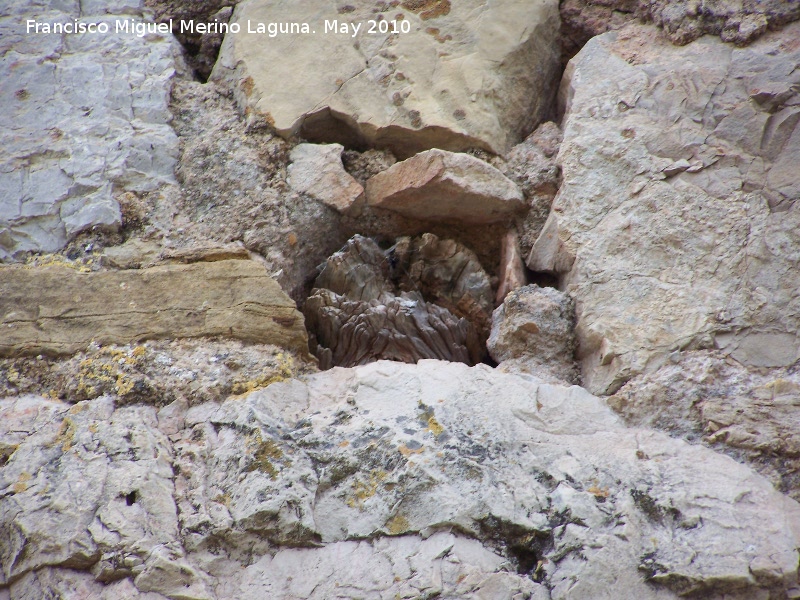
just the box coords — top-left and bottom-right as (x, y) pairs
(366, 149), (525, 224)
(529, 23), (800, 394)
(0, 3), (179, 259)
(212, 0), (560, 157)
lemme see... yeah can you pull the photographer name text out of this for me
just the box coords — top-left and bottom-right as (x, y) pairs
(26, 18), (412, 38)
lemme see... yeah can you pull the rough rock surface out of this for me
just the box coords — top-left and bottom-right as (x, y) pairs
(366, 149), (525, 224)
(288, 143), (365, 215)
(305, 234), (492, 368)
(3, 361), (800, 599)
(0, 1), (179, 260)
(531, 22), (800, 394)
(489, 285), (578, 384)
(609, 350), (800, 501)
(0, 260), (308, 357)
(500, 121), (563, 260)
(212, 0), (561, 157)
(0, 339), (315, 407)
(163, 80), (351, 302)
(560, 0), (800, 63)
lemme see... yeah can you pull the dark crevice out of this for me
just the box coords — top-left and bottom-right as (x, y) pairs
(144, 1), (236, 82)
(527, 268), (559, 289)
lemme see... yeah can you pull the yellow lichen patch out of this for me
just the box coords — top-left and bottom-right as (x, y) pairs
(23, 253), (95, 273)
(54, 417), (77, 452)
(232, 353), (296, 396)
(115, 372), (136, 396)
(588, 484), (610, 499)
(68, 402), (86, 415)
(338, 440), (350, 448)
(417, 403), (445, 438)
(0, 443), (19, 467)
(12, 472), (32, 494)
(426, 415), (444, 437)
(398, 443), (424, 457)
(347, 470), (388, 510)
(88, 422), (99, 434)
(6, 368), (20, 384)
(245, 431), (289, 480)
(75, 346), (146, 399)
(385, 514), (410, 535)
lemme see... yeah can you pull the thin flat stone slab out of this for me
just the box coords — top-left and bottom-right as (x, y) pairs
(0, 260), (308, 357)
(365, 149), (525, 224)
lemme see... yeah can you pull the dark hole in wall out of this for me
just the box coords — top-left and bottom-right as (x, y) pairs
(144, 1), (235, 82)
(509, 544), (545, 581)
(125, 490), (137, 506)
(527, 268), (559, 289)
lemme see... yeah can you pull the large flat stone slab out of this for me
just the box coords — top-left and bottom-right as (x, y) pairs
(0, 260), (308, 357)
(366, 149), (525, 223)
(212, 0), (560, 158)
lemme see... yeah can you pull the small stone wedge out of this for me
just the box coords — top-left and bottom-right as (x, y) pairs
(366, 149), (525, 224)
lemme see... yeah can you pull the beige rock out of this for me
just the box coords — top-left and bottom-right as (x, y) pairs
(212, 0), (560, 157)
(0, 260), (308, 357)
(159, 242), (250, 264)
(366, 149), (525, 224)
(530, 22), (800, 394)
(288, 143), (365, 215)
(495, 230), (527, 305)
(102, 239), (163, 269)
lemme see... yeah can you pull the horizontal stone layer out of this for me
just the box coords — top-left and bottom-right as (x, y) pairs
(0, 259), (308, 357)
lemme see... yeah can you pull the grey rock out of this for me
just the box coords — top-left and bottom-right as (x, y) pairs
(530, 22), (800, 394)
(489, 285), (578, 384)
(608, 350), (800, 501)
(3, 361), (800, 598)
(560, 0), (800, 64)
(0, 3), (179, 259)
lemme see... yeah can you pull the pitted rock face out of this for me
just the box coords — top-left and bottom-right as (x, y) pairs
(489, 284), (578, 385)
(212, 0), (560, 158)
(531, 22), (800, 394)
(4, 361), (800, 599)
